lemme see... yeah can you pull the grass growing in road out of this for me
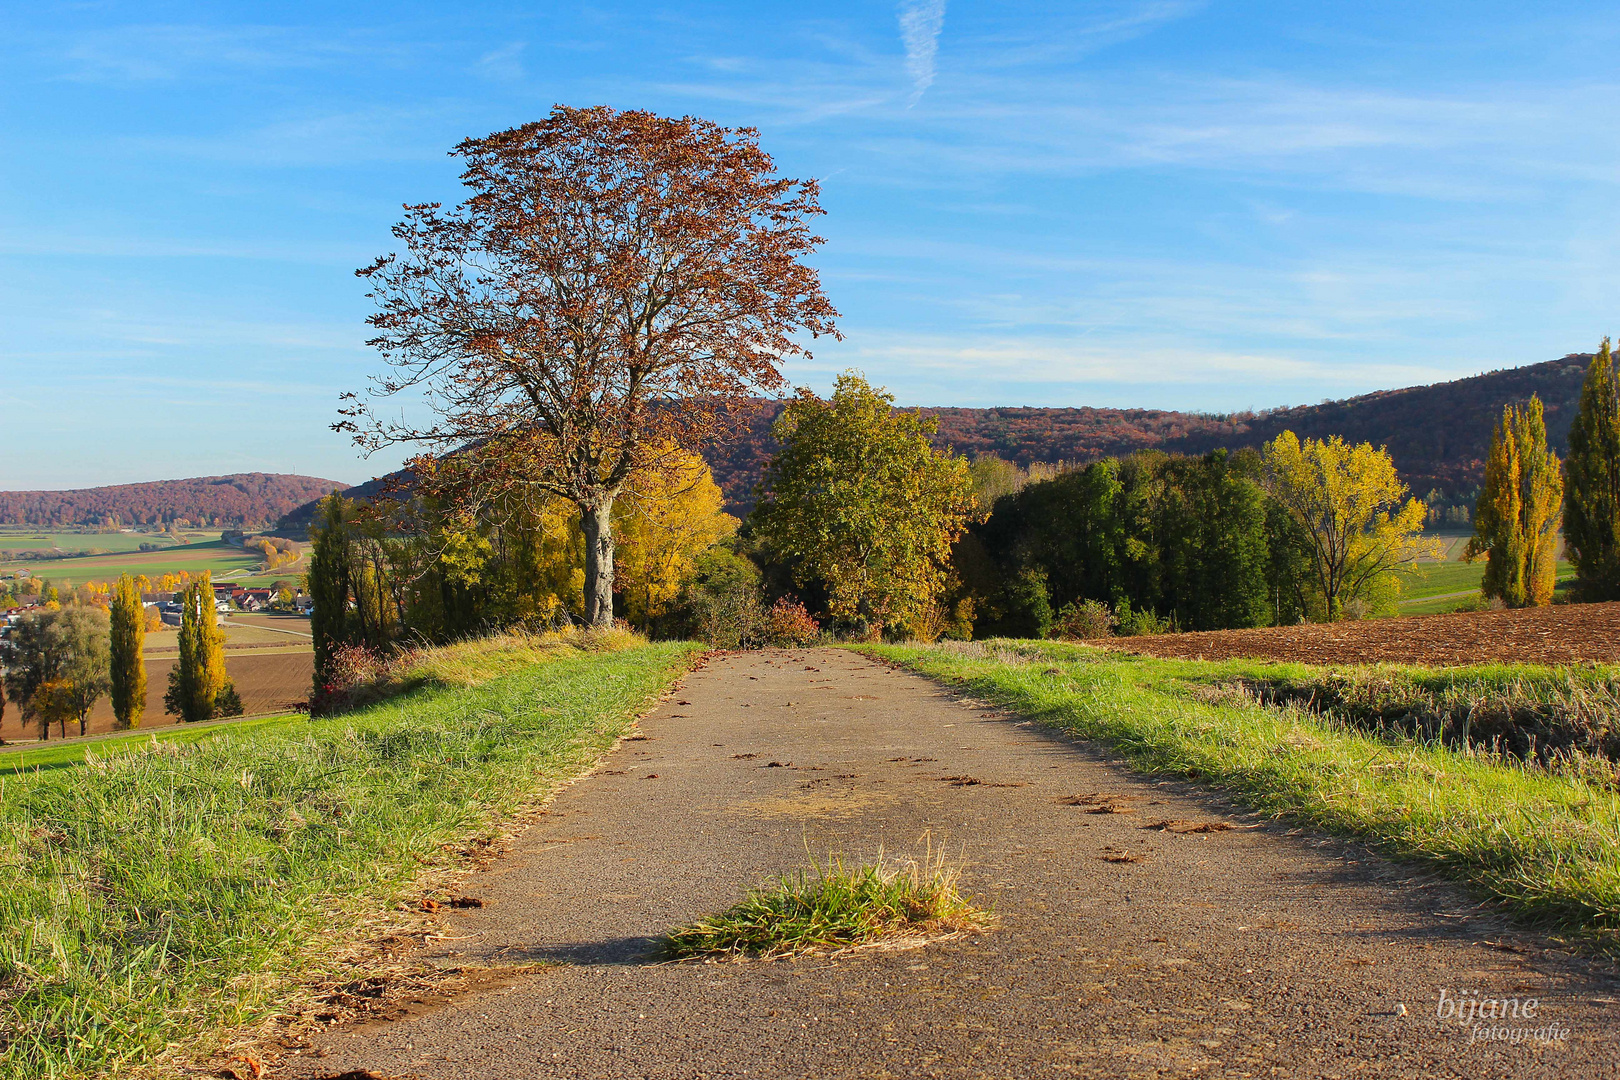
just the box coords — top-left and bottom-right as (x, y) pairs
(861, 641), (1620, 952)
(0, 636), (700, 1080)
(666, 851), (990, 959)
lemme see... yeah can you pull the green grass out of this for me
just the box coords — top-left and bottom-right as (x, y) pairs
(0, 639), (700, 1079)
(1398, 557), (1576, 609)
(860, 641), (1620, 951)
(0, 715), (304, 776)
(665, 851), (989, 959)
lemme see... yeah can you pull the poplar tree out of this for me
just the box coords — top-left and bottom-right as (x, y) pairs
(165, 575), (228, 723)
(109, 572), (146, 729)
(308, 493), (352, 692)
(1467, 396), (1563, 606)
(1564, 338), (1620, 600)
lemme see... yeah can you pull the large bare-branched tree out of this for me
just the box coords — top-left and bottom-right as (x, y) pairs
(341, 105), (839, 625)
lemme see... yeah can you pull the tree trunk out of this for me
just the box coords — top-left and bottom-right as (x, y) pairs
(581, 499), (616, 627)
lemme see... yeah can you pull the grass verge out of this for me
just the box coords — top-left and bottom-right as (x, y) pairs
(665, 851), (990, 959)
(0, 635), (700, 1079)
(1179, 661), (1620, 774)
(2, 715), (303, 777)
(859, 641), (1620, 952)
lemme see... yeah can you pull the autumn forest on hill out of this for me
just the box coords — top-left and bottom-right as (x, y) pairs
(702, 354), (1593, 514)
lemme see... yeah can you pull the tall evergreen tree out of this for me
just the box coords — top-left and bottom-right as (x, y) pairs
(109, 572), (146, 729)
(1467, 396), (1562, 606)
(1564, 338), (1620, 600)
(308, 493), (353, 692)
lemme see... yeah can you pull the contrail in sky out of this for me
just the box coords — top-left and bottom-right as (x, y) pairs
(899, 0), (945, 106)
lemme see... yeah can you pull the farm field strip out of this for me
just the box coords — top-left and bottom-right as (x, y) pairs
(1, 713), (305, 772)
(0, 531), (201, 554)
(1399, 556), (1575, 602)
(1110, 600), (1620, 665)
(2, 650), (314, 741)
(0, 542), (261, 586)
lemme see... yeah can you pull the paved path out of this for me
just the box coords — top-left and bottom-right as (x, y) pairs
(279, 649), (1618, 1079)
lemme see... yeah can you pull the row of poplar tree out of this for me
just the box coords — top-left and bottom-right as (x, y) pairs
(1469, 338), (1620, 606)
(1, 574), (242, 739)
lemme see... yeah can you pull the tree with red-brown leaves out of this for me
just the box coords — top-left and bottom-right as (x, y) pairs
(341, 105), (839, 626)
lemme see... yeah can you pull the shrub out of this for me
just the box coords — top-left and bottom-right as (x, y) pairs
(308, 643), (414, 716)
(682, 549), (767, 648)
(1052, 599), (1115, 640)
(1113, 599), (1173, 637)
(765, 596), (820, 646)
(214, 682), (244, 717)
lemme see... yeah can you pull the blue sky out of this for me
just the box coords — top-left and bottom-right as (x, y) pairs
(4, 1), (1619, 488)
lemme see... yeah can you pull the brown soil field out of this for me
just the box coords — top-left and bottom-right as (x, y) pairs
(6, 649), (313, 741)
(1105, 600), (1620, 666)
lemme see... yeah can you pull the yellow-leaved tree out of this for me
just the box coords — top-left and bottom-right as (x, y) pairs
(612, 451), (737, 629)
(1263, 431), (1438, 620)
(1465, 395), (1563, 606)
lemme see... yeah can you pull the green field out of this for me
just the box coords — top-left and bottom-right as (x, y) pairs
(1397, 544), (1576, 614)
(0, 529), (207, 555)
(0, 537), (285, 588)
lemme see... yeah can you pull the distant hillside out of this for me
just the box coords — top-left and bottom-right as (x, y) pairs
(0, 473), (350, 528)
(707, 354), (1592, 510)
(280, 354), (1595, 524)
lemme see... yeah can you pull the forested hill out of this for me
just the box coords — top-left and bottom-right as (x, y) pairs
(0, 473), (349, 527)
(705, 354), (1593, 510)
(279, 353), (1593, 526)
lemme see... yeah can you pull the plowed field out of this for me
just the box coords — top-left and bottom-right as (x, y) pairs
(1105, 601), (1620, 666)
(6, 649), (312, 741)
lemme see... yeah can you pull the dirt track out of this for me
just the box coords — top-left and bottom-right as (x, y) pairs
(273, 649), (1617, 1079)
(1106, 602), (1620, 666)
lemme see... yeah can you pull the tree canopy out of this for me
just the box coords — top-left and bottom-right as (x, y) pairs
(1466, 395), (1562, 606)
(752, 373), (979, 637)
(1564, 338), (1620, 600)
(1262, 432), (1435, 619)
(343, 105), (839, 625)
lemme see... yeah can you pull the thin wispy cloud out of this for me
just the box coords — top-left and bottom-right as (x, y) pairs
(476, 41), (526, 82)
(898, 0), (945, 105)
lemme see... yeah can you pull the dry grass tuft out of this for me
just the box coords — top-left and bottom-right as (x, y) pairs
(664, 849), (991, 959)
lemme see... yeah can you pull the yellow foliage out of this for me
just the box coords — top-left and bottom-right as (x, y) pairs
(34, 679), (76, 738)
(1264, 431), (1439, 620)
(1466, 397), (1563, 607)
(612, 451), (737, 627)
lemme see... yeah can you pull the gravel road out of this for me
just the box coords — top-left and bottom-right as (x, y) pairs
(276, 648), (1618, 1079)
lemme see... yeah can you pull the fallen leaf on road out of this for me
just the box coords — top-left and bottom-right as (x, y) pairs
(1144, 820), (1235, 833)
